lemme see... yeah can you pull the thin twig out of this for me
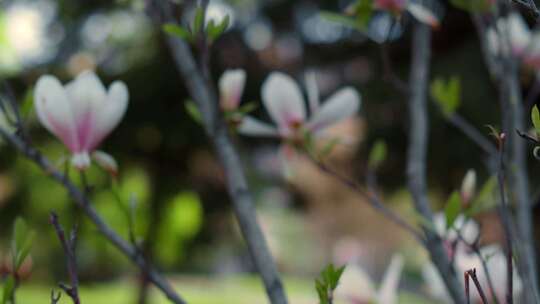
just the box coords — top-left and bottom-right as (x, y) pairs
(50, 212), (81, 304)
(407, 21), (465, 303)
(465, 271), (470, 304)
(310, 157), (425, 243)
(148, 2), (288, 303)
(466, 269), (489, 304)
(0, 127), (187, 304)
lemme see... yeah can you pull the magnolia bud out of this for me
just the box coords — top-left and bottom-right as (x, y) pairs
(461, 169), (476, 206)
(92, 150), (118, 177)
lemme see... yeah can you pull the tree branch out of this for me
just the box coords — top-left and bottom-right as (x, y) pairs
(407, 21), (465, 303)
(0, 127), (187, 304)
(148, 2), (288, 303)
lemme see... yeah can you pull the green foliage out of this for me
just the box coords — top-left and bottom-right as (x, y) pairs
(163, 6), (230, 44)
(450, 0), (493, 12)
(531, 105), (540, 138)
(444, 191), (462, 230)
(368, 140), (387, 169)
(466, 176), (498, 215)
(11, 218), (34, 271)
(185, 100), (203, 124)
(156, 192), (203, 265)
(315, 264), (346, 304)
(1, 277), (15, 304)
(321, 0), (374, 32)
(430, 76), (461, 116)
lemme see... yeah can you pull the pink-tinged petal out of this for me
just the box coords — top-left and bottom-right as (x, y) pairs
(237, 116), (279, 137)
(307, 87), (360, 133)
(64, 70), (108, 151)
(88, 81), (129, 150)
(262, 72), (306, 131)
(376, 254), (404, 304)
(34, 75), (78, 152)
(507, 13), (531, 55)
(406, 3), (440, 28)
(219, 69), (246, 111)
(305, 71), (320, 115)
(92, 150), (118, 176)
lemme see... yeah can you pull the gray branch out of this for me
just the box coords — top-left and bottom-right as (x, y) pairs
(149, 2), (288, 303)
(0, 127), (187, 304)
(407, 22), (465, 303)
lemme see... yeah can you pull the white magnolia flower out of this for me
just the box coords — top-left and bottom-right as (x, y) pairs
(34, 70), (128, 170)
(487, 13), (540, 69)
(219, 69), (246, 111)
(374, 0), (440, 28)
(238, 72), (360, 142)
(424, 214), (522, 303)
(334, 254), (404, 304)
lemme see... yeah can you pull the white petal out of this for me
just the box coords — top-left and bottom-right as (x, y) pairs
(92, 150), (118, 176)
(262, 72), (306, 130)
(406, 3), (440, 28)
(89, 81), (129, 150)
(460, 169), (476, 203)
(71, 152), (91, 170)
(307, 87), (360, 132)
(219, 69), (246, 110)
(507, 13), (531, 55)
(65, 70), (107, 119)
(376, 254), (404, 304)
(34, 75), (78, 152)
(334, 264), (376, 302)
(305, 71), (320, 114)
(237, 116), (279, 137)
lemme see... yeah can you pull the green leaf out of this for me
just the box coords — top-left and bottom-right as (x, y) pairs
(352, 0), (374, 29)
(532, 105), (540, 137)
(162, 23), (192, 41)
(11, 217), (34, 271)
(208, 15), (230, 41)
(368, 140), (387, 169)
(319, 137), (341, 159)
(430, 76), (461, 116)
(193, 7), (205, 35)
(320, 12), (364, 30)
(467, 176), (498, 215)
(444, 191), (462, 230)
(450, 0), (493, 12)
(185, 100), (202, 124)
(20, 88), (34, 118)
(314, 263), (346, 304)
(237, 102), (257, 115)
(2, 277), (14, 304)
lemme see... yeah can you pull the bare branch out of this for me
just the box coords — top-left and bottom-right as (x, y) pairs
(466, 269), (489, 304)
(148, 2), (288, 303)
(0, 127), (187, 304)
(406, 21), (465, 303)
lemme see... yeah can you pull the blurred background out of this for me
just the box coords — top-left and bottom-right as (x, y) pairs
(0, 0), (536, 303)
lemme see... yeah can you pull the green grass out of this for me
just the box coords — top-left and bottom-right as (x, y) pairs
(13, 275), (435, 303)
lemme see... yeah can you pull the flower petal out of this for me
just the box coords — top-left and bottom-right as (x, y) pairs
(219, 69), (246, 110)
(89, 81), (129, 150)
(92, 150), (118, 176)
(406, 3), (440, 28)
(305, 71), (320, 115)
(262, 72), (306, 131)
(307, 87), (360, 133)
(507, 13), (531, 56)
(34, 75), (78, 152)
(376, 254), (404, 304)
(334, 264), (376, 302)
(237, 116), (279, 137)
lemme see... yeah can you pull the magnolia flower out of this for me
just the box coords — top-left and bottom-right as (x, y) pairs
(487, 13), (540, 69)
(424, 214), (522, 303)
(34, 70), (128, 170)
(334, 254), (404, 304)
(374, 0), (440, 28)
(461, 169), (477, 205)
(238, 72), (360, 144)
(219, 69), (246, 111)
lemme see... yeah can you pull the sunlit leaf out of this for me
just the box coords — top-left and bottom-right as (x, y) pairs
(2, 276), (15, 304)
(193, 7), (205, 35)
(368, 140), (387, 169)
(444, 191), (462, 230)
(430, 76), (461, 115)
(532, 105), (540, 137)
(185, 100), (202, 124)
(162, 23), (192, 41)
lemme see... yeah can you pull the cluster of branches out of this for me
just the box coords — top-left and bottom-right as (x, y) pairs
(1, 0), (540, 304)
